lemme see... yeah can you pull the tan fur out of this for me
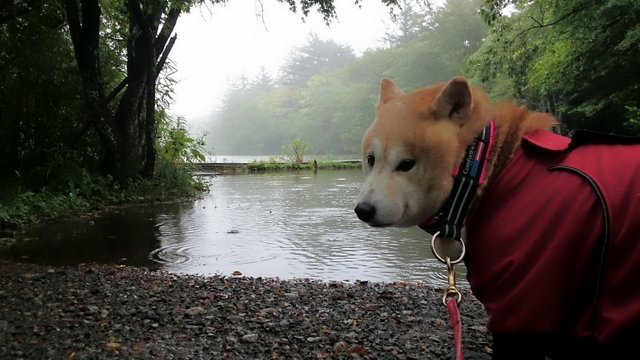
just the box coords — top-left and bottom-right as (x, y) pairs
(355, 76), (556, 227)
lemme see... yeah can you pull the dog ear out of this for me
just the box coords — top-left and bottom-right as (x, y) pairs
(379, 78), (405, 104)
(433, 76), (472, 122)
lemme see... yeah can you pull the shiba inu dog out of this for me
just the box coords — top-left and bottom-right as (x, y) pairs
(355, 76), (640, 358)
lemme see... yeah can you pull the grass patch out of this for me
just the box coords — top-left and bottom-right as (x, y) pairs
(246, 161), (303, 172)
(0, 160), (208, 231)
(315, 161), (361, 170)
(246, 160), (361, 172)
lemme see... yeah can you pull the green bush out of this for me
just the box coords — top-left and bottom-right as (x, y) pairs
(0, 116), (209, 230)
(280, 139), (309, 164)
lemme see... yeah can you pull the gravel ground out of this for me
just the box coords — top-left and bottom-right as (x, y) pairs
(0, 261), (492, 359)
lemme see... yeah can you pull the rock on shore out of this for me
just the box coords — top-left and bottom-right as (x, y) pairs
(0, 261), (492, 359)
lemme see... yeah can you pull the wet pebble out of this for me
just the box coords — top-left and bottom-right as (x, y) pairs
(242, 333), (259, 343)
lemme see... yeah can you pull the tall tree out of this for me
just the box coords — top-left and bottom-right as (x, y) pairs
(382, 0), (434, 46)
(63, 0), (186, 181)
(385, 0), (486, 90)
(279, 33), (356, 86)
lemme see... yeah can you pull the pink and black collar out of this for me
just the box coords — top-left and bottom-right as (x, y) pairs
(420, 121), (495, 239)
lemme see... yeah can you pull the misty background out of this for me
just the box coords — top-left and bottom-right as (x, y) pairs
(170, 0), (484, 157)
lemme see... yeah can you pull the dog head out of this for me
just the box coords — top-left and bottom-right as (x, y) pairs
(354, 76), (488, 227)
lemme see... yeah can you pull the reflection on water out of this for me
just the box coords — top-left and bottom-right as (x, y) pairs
(3, 169), (467, 286)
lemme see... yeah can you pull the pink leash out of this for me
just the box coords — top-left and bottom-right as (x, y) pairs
(431, 237), (465, 360)
(447, 297), (464, 360)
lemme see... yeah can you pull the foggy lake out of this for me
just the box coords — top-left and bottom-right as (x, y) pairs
(3, 169), (466, 286)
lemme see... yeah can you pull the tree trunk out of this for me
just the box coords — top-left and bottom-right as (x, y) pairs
(64, 0), (180, 183)
(64, 0), (123, 177)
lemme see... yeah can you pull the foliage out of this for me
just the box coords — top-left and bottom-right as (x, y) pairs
(470, 0), (640, 135)
(0, 191), (90, 228)
(154, 111), (208, 196)
(280, 139), (309, 164)
(382, 0), (435, 46)
(279, 33), (356, 86)
(247, 161), (303, 172)
(206, 73), (290, 154)
(0, 107), (208, 229)
(623, 106), (640, 134)
(0, 1), (184, 229)
(0, 2), (86, 179)
(157, 114), (206, 166)
(314, 160), (361, 170)
(0, 170), (207, 229)
(276, 0), (401, 24)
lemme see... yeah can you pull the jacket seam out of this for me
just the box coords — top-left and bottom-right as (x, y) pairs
(549, 165), (610, 335)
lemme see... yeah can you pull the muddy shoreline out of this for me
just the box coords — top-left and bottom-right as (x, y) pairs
(0, 261), (492, 359)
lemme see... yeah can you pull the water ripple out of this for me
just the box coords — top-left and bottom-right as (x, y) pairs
(149, 243), (193, 265)
(12, 169), (468, 287)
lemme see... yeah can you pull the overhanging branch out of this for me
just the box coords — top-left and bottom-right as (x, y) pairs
(517, 6), (586, 36)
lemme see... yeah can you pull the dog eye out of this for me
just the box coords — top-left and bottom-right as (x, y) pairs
(367, 154), (375, 167)
(396, 159), (415, 172)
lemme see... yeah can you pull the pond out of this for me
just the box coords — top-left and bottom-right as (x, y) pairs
(2, 169), (467, 286)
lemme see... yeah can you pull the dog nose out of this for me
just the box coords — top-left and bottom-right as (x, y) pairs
(354, 202), (376, 222)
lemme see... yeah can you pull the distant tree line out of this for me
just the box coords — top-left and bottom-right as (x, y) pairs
(206, 0), (487, 155)
(206, 0), (640, 156)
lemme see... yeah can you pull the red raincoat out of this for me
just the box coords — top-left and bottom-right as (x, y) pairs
(465, 130), (640, 345)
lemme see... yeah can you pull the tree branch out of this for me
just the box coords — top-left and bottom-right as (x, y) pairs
(106, 6), (180, 103)
(156, 33), (177, 79)
(155, 7), (180, 56)
(518, 7), (584, 36)
(107, 77), (128, 103)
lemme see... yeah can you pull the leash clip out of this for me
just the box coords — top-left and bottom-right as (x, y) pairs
(431, 232), (464, 305)
(443, 257), (462, 305)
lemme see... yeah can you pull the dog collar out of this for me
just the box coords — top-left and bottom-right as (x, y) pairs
(420, 120), (495, 239)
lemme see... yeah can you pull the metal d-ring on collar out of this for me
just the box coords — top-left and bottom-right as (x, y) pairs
(430, 231), (466, 265)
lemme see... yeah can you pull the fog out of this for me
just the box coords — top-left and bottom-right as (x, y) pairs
(168, 1), (396, 127)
